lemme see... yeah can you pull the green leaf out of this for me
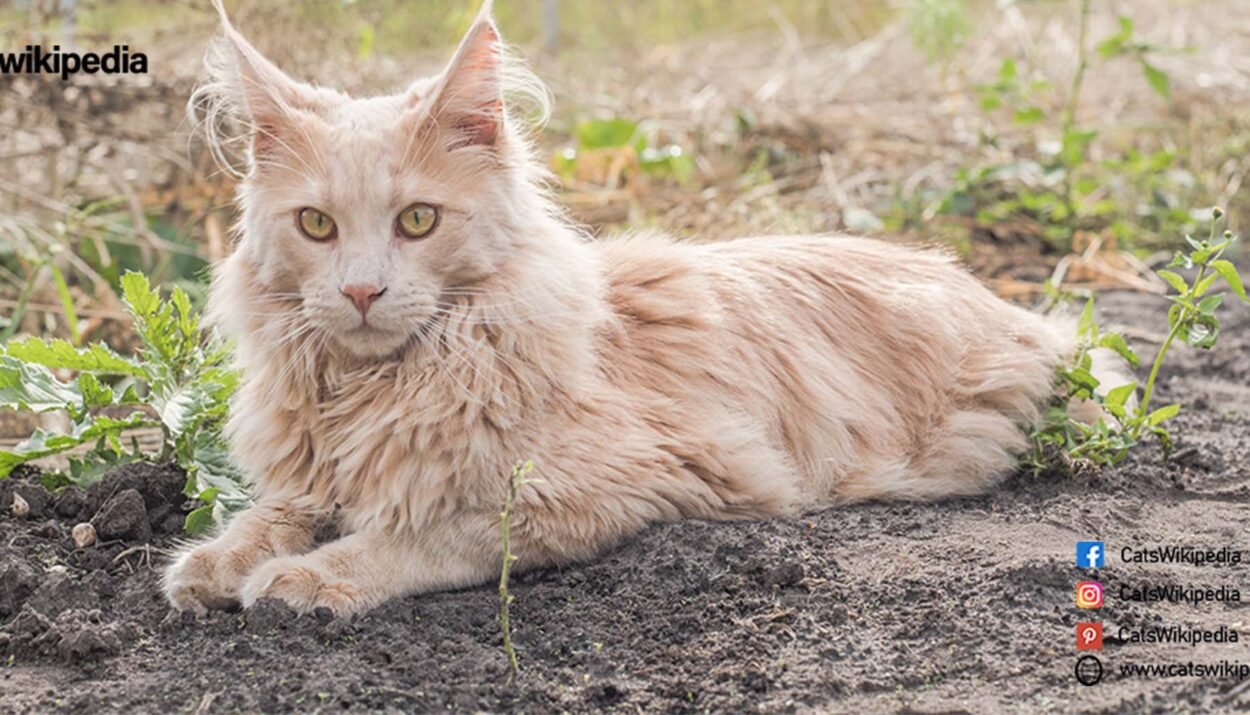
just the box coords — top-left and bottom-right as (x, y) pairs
(1145, 404), (1180, 427)
(1210, 260), (1249, 303)
(184, 505), (216, 536)
(172, 287), (195, 340)
(1105, 382), (1137, 410)
(1061, 128), (1099, 167)
(1193, 273), (1219, 298)
(0, 412), (154, 478)
(157, 380), (217, 438)
(1141, 62), (1170, 100)
(1197, 294), (1223, 316)
(1151, 426), (1174, 455)
(1156, 269), (1189, 295)
(1077, 297), (1097, 341)
(1096, 16), (1134, 58)
(998, 58), (1017, 82)
(0, 356), (82, 413)
(66, 452), (139, 487)
(1180, 314), (1220, 349)
(1169, 251), (1194, 270)
(77, 373), (114, 409)
(120, 272), (160, 322)
(4, 337), (145, 376)
(639, 145), (695, 184)
(1012, 106), (1045, 125)
(1097, 332), (1140, 368)
(1067, 367), (1101, 394)
(575, 119), (642, 151)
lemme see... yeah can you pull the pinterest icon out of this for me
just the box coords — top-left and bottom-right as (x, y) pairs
(1076, 623), (1103, 651)
(1076, 581), (1103, 608)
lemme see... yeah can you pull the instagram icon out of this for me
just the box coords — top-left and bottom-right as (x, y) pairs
(1076, 581), (1103, 609)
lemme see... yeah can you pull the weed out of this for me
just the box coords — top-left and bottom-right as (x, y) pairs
(933, 0), (1188, 251)
(499, 459), (534, 683)
(0, 271), (246, 533)
(1031, 208), (1249, 470)
(904, 0), (967, 66)
(553, 118), (694, 188)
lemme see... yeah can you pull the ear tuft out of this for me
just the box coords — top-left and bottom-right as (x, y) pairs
(190, 2), (329, 174)
(431, 12), (505, 150)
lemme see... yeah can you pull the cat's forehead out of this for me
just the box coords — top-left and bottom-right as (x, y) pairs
(319, 74), (441, 128)
(321, 94), (409, 134)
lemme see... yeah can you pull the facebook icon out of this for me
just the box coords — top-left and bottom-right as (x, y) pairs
(1077, 541), (1105, 569)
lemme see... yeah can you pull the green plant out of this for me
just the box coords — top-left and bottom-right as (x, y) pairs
(553, 118), (695, 186)
(905, 0), (967, 66)
(0, 272), (246, 533)
(0, 251), (82, 345)
(1031, 208), (1249, 469)
(935, 1), (1187, 250)
(498, 459), (534, 683)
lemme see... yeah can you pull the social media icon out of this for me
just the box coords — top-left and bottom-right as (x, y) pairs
(1077, 541), (1105, 569)
(1074, 654), (1104, 686)
(1076, 581), (1104, 608)
(1076, 623), (1103, 651)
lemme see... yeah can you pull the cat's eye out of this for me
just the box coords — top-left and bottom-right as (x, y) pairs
(396, 203), (439, 239)
(297, 208), (337, 241)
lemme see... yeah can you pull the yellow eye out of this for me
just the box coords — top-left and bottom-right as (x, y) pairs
(396, 203), (439, 239)
(297, 208), (336, 241)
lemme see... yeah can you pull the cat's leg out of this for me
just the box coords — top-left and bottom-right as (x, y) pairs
(163, 498), (322, 614)
(238, 527), (496, 616)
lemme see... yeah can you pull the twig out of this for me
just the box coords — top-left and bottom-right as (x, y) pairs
(499, 460), (534, 684)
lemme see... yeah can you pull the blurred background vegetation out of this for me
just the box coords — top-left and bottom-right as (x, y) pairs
(0, 0), (1247, 365)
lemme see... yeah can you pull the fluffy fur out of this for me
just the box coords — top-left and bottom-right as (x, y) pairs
(165, 2), (1077, 616)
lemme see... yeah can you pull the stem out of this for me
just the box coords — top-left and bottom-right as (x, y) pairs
(1136, 322), (1180, 431)
(47, 262), (80, 346)
(1059, 0), (1092, 228)
(1061, 0), (1092, 134)
(0, 261), (45, 343)
(1137, 262), (1209, 435)
(499, 462), (530, 683)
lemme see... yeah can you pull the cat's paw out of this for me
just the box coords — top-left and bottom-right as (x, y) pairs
(162, 543), (256, 614)
(239, 556), (364, 617)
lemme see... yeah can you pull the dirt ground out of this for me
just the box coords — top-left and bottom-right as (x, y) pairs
(0, 290), (1246, 714)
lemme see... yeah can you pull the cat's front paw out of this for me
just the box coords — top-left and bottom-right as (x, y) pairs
(163, 543), (257, 614)
(240, 556), (365, 617)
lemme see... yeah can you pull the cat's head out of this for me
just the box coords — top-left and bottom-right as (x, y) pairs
(198, 0), (551, 358)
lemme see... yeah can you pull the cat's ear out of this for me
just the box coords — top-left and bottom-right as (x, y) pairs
(427, 1), (505, 149)
(206, 0), (327, 163)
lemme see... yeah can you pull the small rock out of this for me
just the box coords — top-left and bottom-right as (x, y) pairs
(12, 486), (48, 518)
(11, 492), (29, 518)
(72, 523), (97, 548)
(92, 489), (151, 542)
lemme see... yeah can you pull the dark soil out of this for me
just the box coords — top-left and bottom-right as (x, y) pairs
(2, 292), (1248, 715)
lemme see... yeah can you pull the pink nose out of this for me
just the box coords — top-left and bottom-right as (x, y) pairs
(340, 283), (386, 317)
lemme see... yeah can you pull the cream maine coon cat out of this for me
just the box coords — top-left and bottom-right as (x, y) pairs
(165, 1), (1083, 616)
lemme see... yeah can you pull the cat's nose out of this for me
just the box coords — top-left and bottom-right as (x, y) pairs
(340, 283), (386, 318)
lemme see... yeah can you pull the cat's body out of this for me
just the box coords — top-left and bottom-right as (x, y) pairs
(164, 2), (1072, 616)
